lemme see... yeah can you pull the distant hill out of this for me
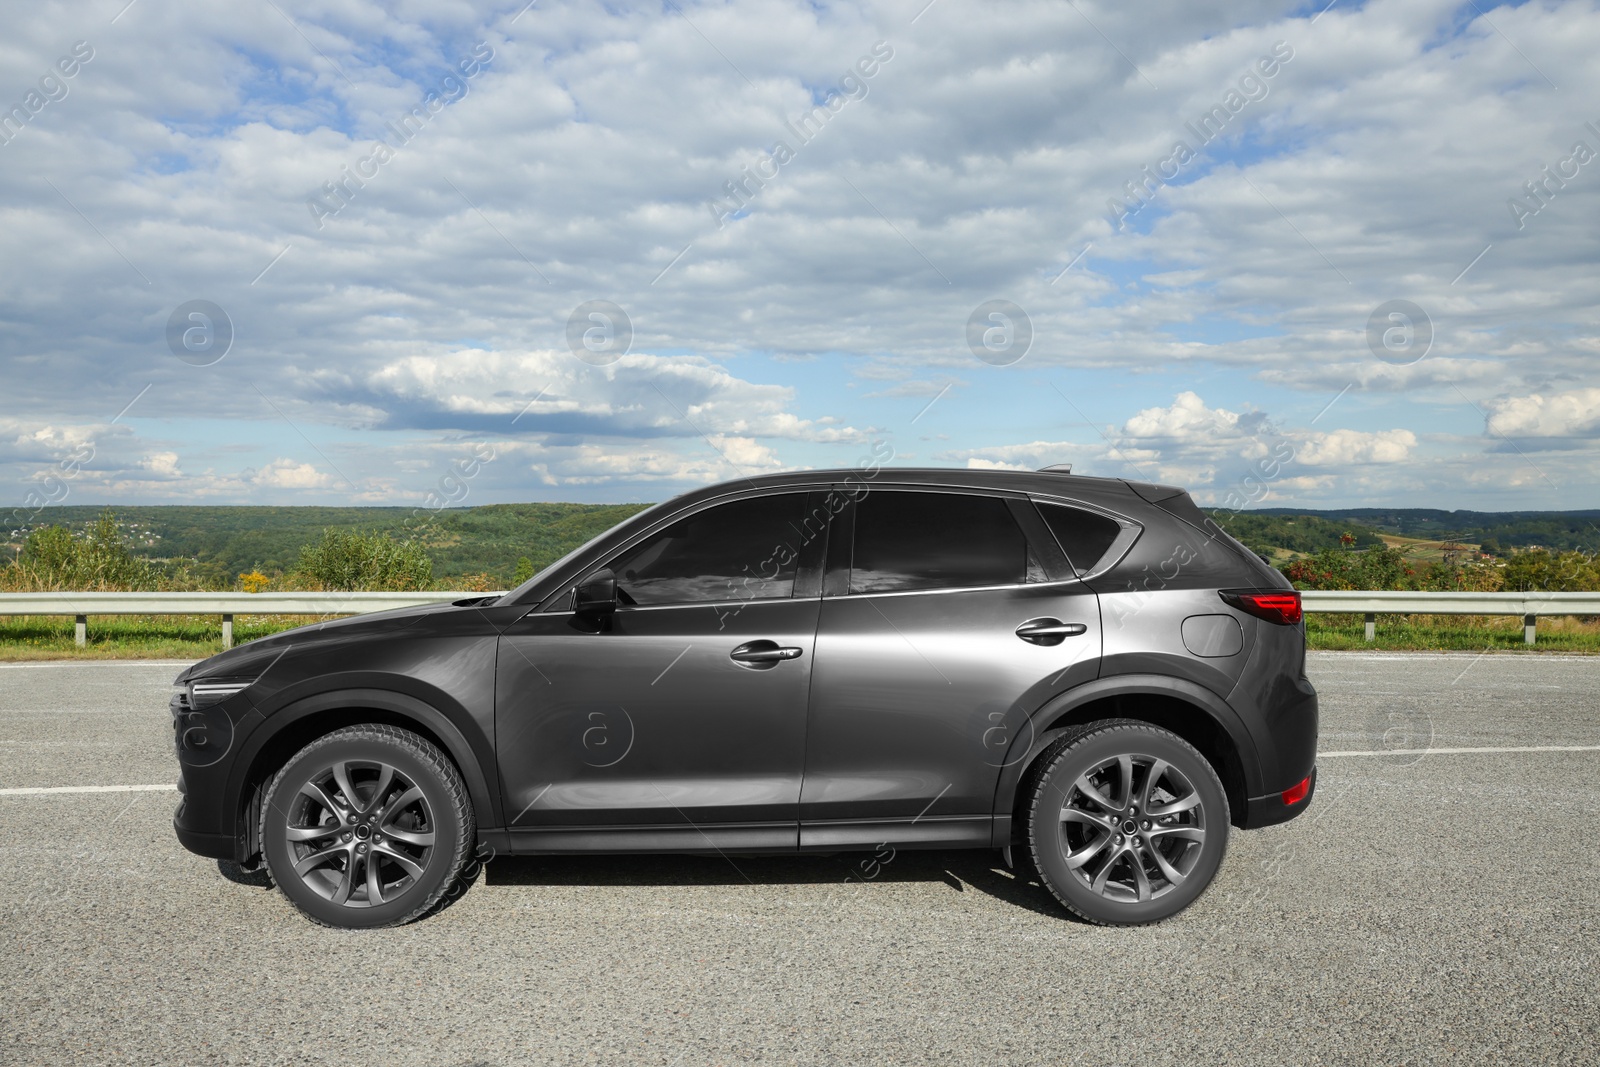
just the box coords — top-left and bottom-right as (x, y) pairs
(4, 503), (653, 586)
(7, 502), (1596, 588)
(1205, 511), (1385, 558)
(1241, 508), (1600, 555)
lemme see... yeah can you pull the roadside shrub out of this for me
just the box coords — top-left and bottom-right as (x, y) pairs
(1284, 545), (1410, 590)
(238, 570), (271, 593)
(1501, 548), (1600, 592)
(1287, 544), (1598, 592)
(294, 529), (433, 591)
(1, 512), (162, 591)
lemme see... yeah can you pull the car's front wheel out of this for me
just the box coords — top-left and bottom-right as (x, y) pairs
(1027, 720), (1229, 925)
(260, 724), (474, 928)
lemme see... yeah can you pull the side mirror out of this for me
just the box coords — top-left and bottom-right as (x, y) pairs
(573, 568), (618, 615)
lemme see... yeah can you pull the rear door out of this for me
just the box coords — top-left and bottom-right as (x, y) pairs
(799, 487), (1102, 850)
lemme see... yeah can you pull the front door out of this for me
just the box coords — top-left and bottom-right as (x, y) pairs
(496, 491), (824, 851)
(800, 488), (1102, 849)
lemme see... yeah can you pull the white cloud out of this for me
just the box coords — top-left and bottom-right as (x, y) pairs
(140, 452), (183, 478)
(950, 394), (1417, 498)
(1294, 428), (1417, 466)
(249, 459), (334, 489)
(1122, 391), (1248, 441)
(1486, 387), (1600, 438)
(964, 457), (1032, 471)
(360, 347), (865, 443)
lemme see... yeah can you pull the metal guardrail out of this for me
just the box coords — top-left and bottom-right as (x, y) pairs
(1300, 590), (1600, 644)
(0, 591), (491, 648)
(0, 589), (1595, 648)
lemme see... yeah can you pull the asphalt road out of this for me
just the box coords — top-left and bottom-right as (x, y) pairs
(2, 653), (1597, 1066)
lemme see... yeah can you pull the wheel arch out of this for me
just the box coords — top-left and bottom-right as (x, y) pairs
(225, 688), (499, 864)
(992, 675), (1263, 836)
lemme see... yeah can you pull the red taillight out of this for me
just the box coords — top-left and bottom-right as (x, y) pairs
(1220, 589), (1303, 625)
(1281, 776), (1311, 806)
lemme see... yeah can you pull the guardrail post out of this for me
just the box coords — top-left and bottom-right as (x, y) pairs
(1524, 614), (1536, 646)
(74, 615), (86, 647)
(222, 614), (234, 650)
(1364, 613), (1376, 642)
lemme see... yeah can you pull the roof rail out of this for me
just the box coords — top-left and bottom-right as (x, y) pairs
(1037, 463), (1073, 473)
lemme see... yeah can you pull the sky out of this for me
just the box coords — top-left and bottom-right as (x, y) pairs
(2, 0), (1598, 513)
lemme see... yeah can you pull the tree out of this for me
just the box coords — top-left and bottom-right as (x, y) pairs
(7, 511), (161, 590)
(1502, 548), (1600, 593)
(295, 529), (433, 591)
(512, 556), (534, 585)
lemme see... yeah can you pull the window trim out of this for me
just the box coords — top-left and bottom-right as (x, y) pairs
(831, 485), (1081, 600)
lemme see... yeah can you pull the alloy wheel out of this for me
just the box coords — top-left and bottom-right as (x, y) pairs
(1056, 752), (1207, 904)
(282, 759), (437, 908)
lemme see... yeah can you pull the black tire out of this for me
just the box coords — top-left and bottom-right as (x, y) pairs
(260, 724), (474, 929)
(1026, 719), (1229, 926)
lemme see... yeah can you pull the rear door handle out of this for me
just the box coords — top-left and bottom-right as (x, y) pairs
(1015, 618), (1088, 646)
(730, 640), (804, 667)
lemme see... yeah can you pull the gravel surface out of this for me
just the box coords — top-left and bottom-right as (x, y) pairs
(2, 653), (1597, 1066)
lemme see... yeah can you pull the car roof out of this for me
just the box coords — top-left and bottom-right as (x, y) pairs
(673, 466), (1149, 509)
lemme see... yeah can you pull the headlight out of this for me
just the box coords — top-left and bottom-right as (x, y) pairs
(188, 678), (256, 707)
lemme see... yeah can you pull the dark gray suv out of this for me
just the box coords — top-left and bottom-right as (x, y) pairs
(172, 467), (1317, 928)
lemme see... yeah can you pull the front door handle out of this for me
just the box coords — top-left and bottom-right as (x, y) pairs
(1015, 618), (1088, 646)
(730, 640), (804, 668)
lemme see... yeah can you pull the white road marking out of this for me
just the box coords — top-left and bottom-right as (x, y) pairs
(0, 709), (158, 715)
(0, 661), (193, 669)
(1308, 651), (1600, 662)
(1321, 744), (1600, 758)
(0, 784), (175, 796)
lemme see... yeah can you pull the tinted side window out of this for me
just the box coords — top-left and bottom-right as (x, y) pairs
(851, 492), (1030, 594)
(1034, 502), (1124, 575)
(610, 494), (807, 606)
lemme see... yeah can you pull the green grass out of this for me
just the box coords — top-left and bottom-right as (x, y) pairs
(1306, 613), (1600, 652)
(0, 614), (320, 660)
(6, 612), (1599, 660)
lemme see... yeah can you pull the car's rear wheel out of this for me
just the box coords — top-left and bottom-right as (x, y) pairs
(1027, 720), (1228, 925)
(260, 724), (473, 929)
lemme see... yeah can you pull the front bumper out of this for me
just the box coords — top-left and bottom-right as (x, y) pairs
(170, 687), (249, 861)
(172, 771), (241, 859)
(174, 810), (236, 859)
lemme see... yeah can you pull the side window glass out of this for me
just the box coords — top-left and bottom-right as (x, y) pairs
(609, 494), (808, 606)
(850, 492), (1029, 594)
(1034, 502), (1124, 575)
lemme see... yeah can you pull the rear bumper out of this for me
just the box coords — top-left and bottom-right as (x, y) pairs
(1242, 763), (1316, 829)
